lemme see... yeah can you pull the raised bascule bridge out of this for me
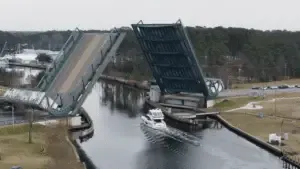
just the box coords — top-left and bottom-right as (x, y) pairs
(0, 19), (223, 120)
(0, 28), (126, 117)
(131, 20), (224, 118)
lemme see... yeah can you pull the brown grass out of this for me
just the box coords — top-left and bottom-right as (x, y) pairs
(214, 96), (265, 111)
(232, 78), (300, 89)
(220, 95), (300, 158)
(259, 98), (300, 118)
(221, 113), (300, 158)
(0, 122), (83, 169)
(215, 92), (300, 111)
(44, 123), (83, 169)
(266, 92), (300, 98)
(0, 124), (49, 169)
(0, 86), (7, 96)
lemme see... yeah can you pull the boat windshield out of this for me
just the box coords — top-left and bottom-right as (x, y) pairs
(145, 115), (151, 120)
(154, 119), (162, 123)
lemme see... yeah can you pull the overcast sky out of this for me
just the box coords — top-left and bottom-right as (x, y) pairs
(1, 0), (300, 31)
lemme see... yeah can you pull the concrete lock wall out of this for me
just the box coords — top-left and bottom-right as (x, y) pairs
(207, 100), (216, 108)
(164, 96), (206, 108)
(149, 85), (215, 108)
(164, 99), (198, 107)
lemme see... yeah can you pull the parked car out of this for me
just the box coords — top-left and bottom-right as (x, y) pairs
(11, 166), (23, 169)
(267, 86), (278, 89)
(251, 86), (261, 90)
(278, 84), (289, 89)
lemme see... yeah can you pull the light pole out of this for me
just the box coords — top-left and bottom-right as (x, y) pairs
(274, 90), (277, 115)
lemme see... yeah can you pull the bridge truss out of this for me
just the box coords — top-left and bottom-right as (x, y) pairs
(0, 29), (126, 116)
(132, 20), (223, 98)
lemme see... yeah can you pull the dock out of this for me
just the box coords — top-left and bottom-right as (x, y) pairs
(8, 62), (47, 70)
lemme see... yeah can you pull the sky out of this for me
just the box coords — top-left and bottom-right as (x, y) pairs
(1, 0), (300, 31)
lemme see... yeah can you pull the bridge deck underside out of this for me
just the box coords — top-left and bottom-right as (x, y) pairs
(47, 33), (109, 105)
(132, 23), (210, 96)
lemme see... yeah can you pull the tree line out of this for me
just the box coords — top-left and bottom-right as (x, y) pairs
(2, 27), (300, 83)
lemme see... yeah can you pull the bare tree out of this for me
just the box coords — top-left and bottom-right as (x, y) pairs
(28, 108), (34, 144)
(23, 105), (35, 144)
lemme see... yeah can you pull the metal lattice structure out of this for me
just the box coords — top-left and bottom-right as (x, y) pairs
(205, 78), (224, 96)
(37, 28), (83, 91)
(0, 29), (126, 116)
(132, 20), (220, 98)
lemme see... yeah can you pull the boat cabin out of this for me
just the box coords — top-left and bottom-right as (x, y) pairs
(141, 108), (167, 129)
(147, 108), (164, 121)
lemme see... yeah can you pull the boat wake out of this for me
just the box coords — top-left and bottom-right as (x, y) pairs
(140, 123), (201, 146)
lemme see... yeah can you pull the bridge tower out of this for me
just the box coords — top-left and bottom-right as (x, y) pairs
(132, 20), (224, 109)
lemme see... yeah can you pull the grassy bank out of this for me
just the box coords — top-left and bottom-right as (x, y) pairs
(218, 94), (300, 158)
(0, 85), (7, 96)
(0, 122), (83, 169)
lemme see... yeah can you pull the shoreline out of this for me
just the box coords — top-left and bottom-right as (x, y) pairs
(98, 75), (150, 90)
(68, 107), (95, 169)
(100, 74), (300, 168)
(213, 114), (300, 168)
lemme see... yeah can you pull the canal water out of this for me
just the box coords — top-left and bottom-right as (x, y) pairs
(80, 81), (284, 169)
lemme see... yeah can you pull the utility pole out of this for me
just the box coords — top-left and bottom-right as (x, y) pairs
(284, 63), (287, 79)
(12, 104), (14, 128)
(28, 108), (33, 144)
(274, 81), (277, 115)
(280, 119), (284, 151)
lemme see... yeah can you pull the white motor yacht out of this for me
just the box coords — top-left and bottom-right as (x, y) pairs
(141, 108), (167, 130)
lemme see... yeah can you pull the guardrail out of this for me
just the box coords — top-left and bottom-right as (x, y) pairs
(0, 119), (27, 126)
(37, 28), (83, 91)
(0, 41), (7, 57)
(0, 116), (63, 126)
(66, 29), (120, 115)
(48, 29), (121, 116)
(2, 29), (122, 117)
(8, 62), (47, 70)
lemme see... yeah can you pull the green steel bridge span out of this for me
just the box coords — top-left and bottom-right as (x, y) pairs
(0, 20), (224, 116)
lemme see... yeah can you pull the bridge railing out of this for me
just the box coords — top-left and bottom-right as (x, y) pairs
(37, 28), (82, 91)
(0, 41), (7, 57)
(50, 29), (121, 116)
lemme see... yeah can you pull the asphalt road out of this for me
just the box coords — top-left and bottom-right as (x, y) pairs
(219, 88), (300, 97)
(47, 33), (108, 104)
